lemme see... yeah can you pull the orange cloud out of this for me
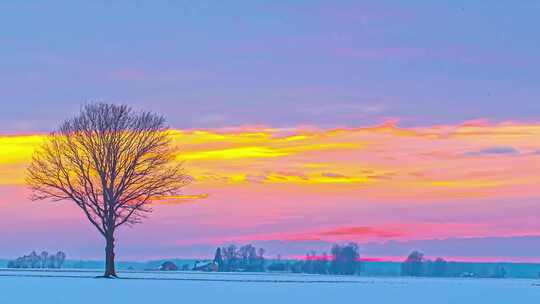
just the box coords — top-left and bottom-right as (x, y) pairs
(155, 194), (209, 204)
(317, 226), (403, 238)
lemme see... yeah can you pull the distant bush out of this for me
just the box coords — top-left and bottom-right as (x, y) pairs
(267, 262), (288, 272)
(159, 261), (178, 271)
(330, 243), (360, 275)
(401, 251), (425, 276)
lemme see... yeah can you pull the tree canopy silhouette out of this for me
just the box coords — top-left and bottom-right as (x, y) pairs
(26, 103), (191, 277)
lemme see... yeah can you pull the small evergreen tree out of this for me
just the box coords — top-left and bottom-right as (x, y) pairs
(214, 248), (224, 271)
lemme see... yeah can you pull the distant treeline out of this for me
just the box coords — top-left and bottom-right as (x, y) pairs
(156, 245), (522, 279)
(158, 243), (362, 275)
(7, 251), (66, 269)
(401, 251), (508, 278)
(267, 243), (361, 275)
(4, 246), (530, 279)
(215, 244), (266, 272)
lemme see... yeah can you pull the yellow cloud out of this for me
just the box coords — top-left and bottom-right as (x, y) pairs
(1, 122), (539, 202)
(181, 146), (289, 160)
(424, 180), (504, 188)
(0, 135), (44, 165)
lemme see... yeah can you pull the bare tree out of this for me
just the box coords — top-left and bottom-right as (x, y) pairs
(27, 103), (191, 277)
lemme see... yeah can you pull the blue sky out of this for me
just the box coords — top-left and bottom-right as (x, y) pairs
(1, 0), (539, 133)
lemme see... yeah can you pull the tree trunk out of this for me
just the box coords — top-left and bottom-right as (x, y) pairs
(104, 233), (117, 278)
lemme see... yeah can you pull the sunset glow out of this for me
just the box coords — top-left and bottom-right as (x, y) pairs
(1, 121), (539, 261)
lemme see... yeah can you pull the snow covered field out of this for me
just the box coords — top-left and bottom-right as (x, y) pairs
(1, 269), (539, 303)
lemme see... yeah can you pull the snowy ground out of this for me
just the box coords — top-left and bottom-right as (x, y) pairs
(1, 269), (539, 303)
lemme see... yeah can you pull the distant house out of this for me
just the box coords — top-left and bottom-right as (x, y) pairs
(159, 261), (178, 271)
(193, 260), (218, 272)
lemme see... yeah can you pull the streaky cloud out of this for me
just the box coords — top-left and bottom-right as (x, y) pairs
(464, 146), (520, 156)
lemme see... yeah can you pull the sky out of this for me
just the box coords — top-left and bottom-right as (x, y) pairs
(0, 1), (539, 262)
